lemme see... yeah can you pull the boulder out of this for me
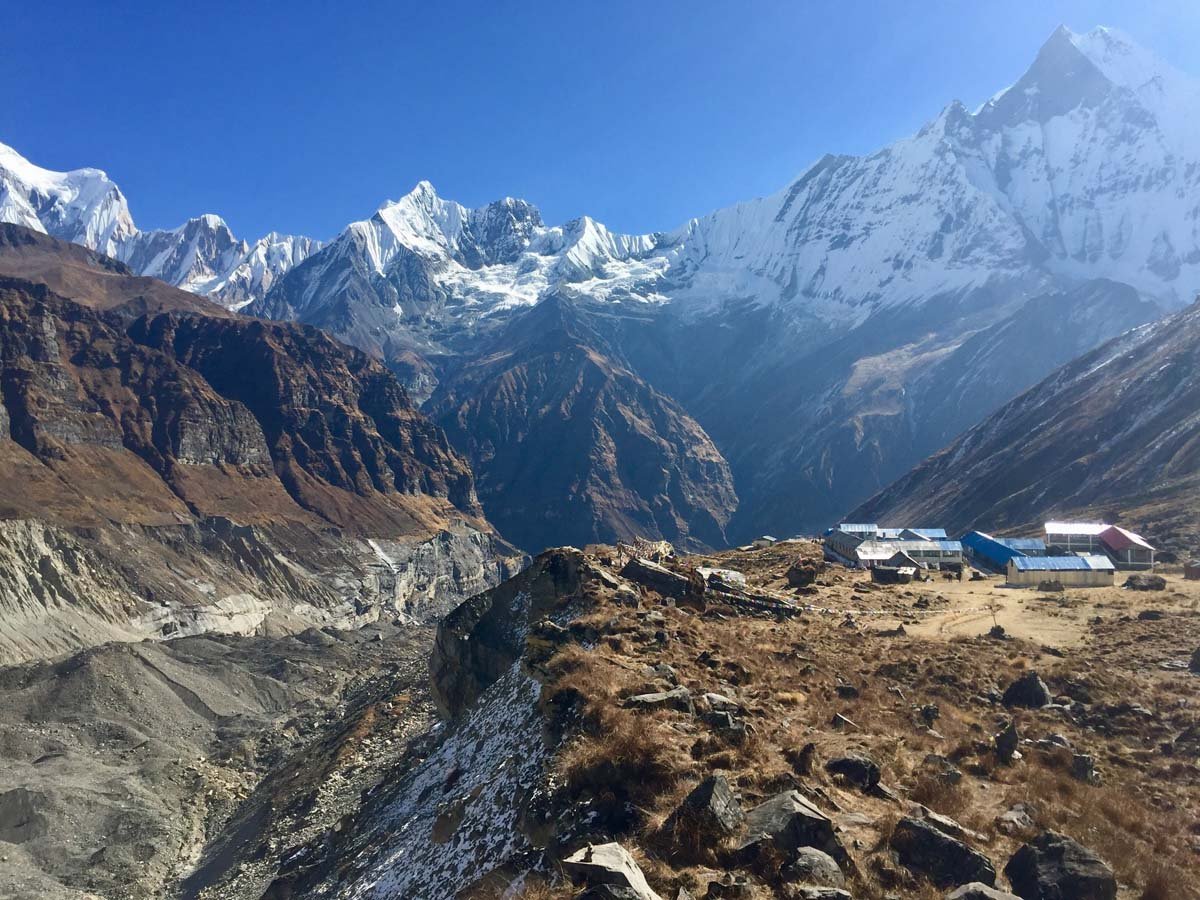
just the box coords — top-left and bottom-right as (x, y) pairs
(786, 558), (824, 588)
(704, 874), (752, 898)
(621, 557), (693, 600)
(995, 805), (1035, 836)
(624, 686), (694, 714)
(1189, 647), (1200, 674)
(1003, 672), (1051, 709)
(736, 790), (848, 868)
(791, 890), (852, 900)
(947, 883), (1022, 900)
(824, 753), (881, 789)
(889, 817), (997, 888)
(994, 720), (1019, 763)
(581, 888), (645, 900)
(1123, 574), (1166, 591)
(564, 843), (664, 900)
(1003, 832), (1116, 900)
(660, 774), (744, 862)
(780, 847), (846, 888)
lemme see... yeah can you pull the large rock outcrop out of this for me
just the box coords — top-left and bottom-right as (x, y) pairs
(430, 548), (589, 717)
(0, 229), (522, 662)
(1004, 832), (1117, 900)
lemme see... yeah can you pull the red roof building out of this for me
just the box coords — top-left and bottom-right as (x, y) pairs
(1097, 525), (1156, 570)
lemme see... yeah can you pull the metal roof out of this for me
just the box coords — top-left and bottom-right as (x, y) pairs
(1011, 555), (1115, 572)
(1097, 525), (1154, 552)
(857, 539), (961, 557)
(905, 528), (948, 539)
(838, 523), (879, 533)
(1044, 522), (1110, 536)
(855, 541), (902, 559)
(996, 537), (1046, 551)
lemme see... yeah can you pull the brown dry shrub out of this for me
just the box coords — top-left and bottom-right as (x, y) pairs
(870, 809), (903, 852)
(557, 711), (683, 811)
(908, 773), (971, 818)
(1139, 862), (1193, 900)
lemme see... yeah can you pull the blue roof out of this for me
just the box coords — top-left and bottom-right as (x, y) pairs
(1011, 555), (1114, 572)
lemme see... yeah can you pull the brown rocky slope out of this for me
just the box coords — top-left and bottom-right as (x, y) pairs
(252, 542), (1200, 900)
(429, 296), (738, 553)
(0, 226), (522, 663)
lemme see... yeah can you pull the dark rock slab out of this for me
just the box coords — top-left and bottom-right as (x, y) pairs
(890, 816), (996, 888)
(1003, 672), (1051, 709)
(660, 774), (743, 862)
(736, 790), (848, 868)
(824, 753), (881, 789)
(1003, 832), (1116, 900)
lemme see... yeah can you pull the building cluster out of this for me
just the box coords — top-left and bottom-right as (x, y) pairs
(824, 520), (1157, 588)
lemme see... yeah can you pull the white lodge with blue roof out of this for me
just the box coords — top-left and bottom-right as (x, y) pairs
(1005, 554), (1116, 587)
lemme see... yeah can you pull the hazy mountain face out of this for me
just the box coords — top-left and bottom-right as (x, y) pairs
(848, 297), (1200, 554)
(2, 25), (1196, 542)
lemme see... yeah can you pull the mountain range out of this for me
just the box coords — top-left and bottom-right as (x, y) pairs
(3, 25), (1198, 548)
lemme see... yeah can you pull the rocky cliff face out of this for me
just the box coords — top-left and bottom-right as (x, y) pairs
(429, 298), (738, 552)
(849, 298), (1200, 552)
(0, 228), (523, 663)
(128, 312), (482, 533)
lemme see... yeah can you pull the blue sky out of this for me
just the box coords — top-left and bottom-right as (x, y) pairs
(5, 1), (1198, 240)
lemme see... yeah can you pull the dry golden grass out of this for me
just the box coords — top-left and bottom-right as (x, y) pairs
(908, 773), (972, 818)
(524, 547), (1200, 900)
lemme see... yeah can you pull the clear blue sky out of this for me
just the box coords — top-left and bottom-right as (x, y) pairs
(5, 0), (1198, 240)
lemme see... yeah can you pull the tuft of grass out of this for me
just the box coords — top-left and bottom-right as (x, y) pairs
(908, 774), (971, 818)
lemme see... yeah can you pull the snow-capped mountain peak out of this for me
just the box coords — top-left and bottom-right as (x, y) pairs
(0, 140), (135, 256)
(1070, 25), (1182, 92)
(0, 141), (318, 307)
